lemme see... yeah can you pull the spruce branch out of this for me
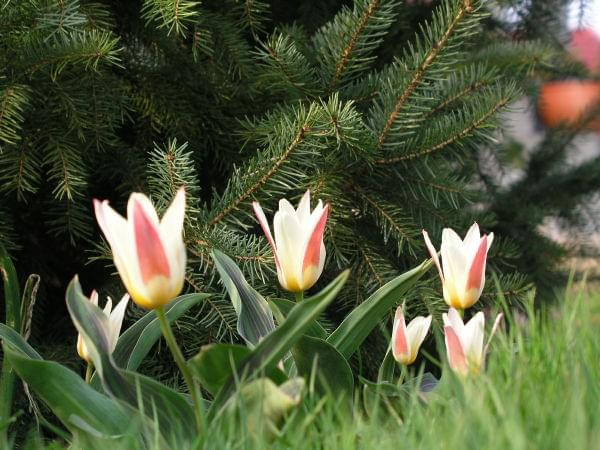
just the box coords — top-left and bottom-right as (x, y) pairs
(206, 102), (323, 227)
(0, 139), (42, 200)
(142, 0), (200, 37)
(375, 0), (483, 148)
(0, 84), (30, 145)
(375, 83), (515, 164)
(312, 0), (399, 90)
(255, 33), (319, 98)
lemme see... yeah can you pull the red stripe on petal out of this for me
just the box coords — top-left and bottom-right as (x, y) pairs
(444, 326), (467, 373)
(253, 201), (280, 269)
(392, 307), (409, 360)
(133, 200), (170, 283)
(302, 204), (329, 271)
(466, 235), (488, 291)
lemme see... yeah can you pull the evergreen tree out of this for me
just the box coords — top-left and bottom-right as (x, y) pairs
(1, 0), (598, 386)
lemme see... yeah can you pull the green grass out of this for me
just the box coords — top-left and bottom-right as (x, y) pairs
(19, 286), (600, 449)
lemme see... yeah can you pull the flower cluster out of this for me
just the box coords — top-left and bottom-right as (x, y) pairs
(81, 188), (502, 380)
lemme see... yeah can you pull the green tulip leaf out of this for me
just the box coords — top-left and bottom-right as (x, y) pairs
(0, 323), (42, 360)
(66, 276), (196, 444)
(208, 270), (349, 418)
(269, 298), (328, 339)
(112, 293), (209, 370)
(0, 244), (20, 331)
(327, 259), (432, 359)
(189, 343), (286, 396)
(291, 335), (354, 397)
(211, 249), (276, 347)
(3, 342), (130, 438)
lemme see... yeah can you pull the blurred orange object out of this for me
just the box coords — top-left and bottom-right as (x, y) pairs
(538, 81), (600, 130)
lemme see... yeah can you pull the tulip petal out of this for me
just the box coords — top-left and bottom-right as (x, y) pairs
(423, 230), (444, 283)
(392, 306), (409, 362)
(296, 190), (311, 226)
(253, 201), (279, 268)
(444, 308), (466, 337)
(463, 223), (481, 259)
(94, 200), (138, 294)
(159, 189), (187, 286)
(486, 232), (494, 251)
(90, 290), (99, 307)
(466, 235), (488, 292)
(130, 196), (171, 283)
(463, 312), (485, 367)
(274, 210), (305, 291)
(107, 294), (129, 352)
(160, 188), (186, 240)
(302, 204), (328, 273)
(444, 325), (467, 374)
(406, 315), (432, 362)
(102, 297), (112, 316)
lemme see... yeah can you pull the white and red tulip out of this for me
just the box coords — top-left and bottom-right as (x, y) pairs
(391, 306), (432, 365)
(253, 190), (329, 293)
(94, 188), (187, 309)
(77, 290), (129, 362)
(423, 223), (493, 310)
(443, 308), (503, 376)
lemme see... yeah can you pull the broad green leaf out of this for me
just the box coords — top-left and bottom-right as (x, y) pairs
(0, 323), (42, 360)
(211, 249), (276, 347)
(112, 293), (209, 370)
(269, 298), (328, 339)
(209, 270), (349, 417)
(291, 336), (354, 397)
(0, 244), (20, 330)
(3, 342), (130, 438)
(327, 259), (432, 359)
(19, 274), (40, 338)
(377, 347), (396, 383)
(189, 343), (286, 396)
(66, 276), (196, 443)
(0, 245), (22, 447)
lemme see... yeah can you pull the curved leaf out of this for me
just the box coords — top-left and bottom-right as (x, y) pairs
(327, 259), (432, 359)
(291, 335), (354, 397)
(113, 293), (209, 370)
(269, 298), (328, 339)
(209, 270), (349, 418)
(211, 249), (276, 347)
(3, 343), (130, 438)
(0, 323), (41, 360)
(66, 276), (196, 444)
(189, 343), (286, 396)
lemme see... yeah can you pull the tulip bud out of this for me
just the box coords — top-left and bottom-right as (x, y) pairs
(94, 188), (187, 309)
(423, 223), (493, 310)
(391, 306), (432, 365)
(443, 308), (502, 376)
(253, 190), (329, 293)
(77, 291), (129, 362)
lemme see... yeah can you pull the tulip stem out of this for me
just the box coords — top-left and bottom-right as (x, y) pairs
(295, 291), (304, 302)
(85, 363), (94, 384)
(155, 306), (204, 434)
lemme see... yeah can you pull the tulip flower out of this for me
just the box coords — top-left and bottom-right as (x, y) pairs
(391, 306), (432, 365)
(94, 188), (186, 309)
(77, 290), (129, 363)
(443, 307), (503, 376)
(423, 223), (493, 310)
(253, 190), (329, 293)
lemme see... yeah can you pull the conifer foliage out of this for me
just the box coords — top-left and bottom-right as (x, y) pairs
(0, 0), (588, 363)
